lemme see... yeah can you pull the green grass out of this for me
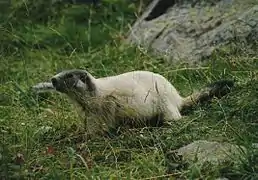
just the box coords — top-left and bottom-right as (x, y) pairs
(0, 1), (258, 179)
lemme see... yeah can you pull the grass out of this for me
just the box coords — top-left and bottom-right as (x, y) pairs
(0, 1), (258, 179)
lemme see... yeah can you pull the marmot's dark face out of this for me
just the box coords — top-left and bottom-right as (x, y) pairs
(50, 69), (95, 96)
(51, 72), (80, 93)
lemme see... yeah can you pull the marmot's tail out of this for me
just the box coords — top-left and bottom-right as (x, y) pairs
(181, 80), (234, 113)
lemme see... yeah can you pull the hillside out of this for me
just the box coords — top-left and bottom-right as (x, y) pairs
(0, 1), (257, 179)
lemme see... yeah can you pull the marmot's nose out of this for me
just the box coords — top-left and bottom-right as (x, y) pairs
(51, 77), (58, 87)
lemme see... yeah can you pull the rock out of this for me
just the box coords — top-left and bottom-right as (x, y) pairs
(176, 140), (246, 166)
(166, 140), (247, 176)
(126, 0), (258, 64)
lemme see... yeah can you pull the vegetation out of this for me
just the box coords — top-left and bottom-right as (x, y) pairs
(0, 0), (257, 179)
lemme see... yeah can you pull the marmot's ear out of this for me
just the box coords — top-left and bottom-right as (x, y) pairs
(74, 70), (96, 92)
(78, 72), (88, 84)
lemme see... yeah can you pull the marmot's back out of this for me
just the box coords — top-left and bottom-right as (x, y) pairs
(96, 70), (181, 97)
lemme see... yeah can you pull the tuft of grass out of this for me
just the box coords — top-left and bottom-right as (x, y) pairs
(0, 0), (257, 179)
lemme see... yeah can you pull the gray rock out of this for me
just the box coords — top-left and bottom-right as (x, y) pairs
(176, 140), (246, 166)
(165, 140), (249, 179)
(126, 0), (258, 64)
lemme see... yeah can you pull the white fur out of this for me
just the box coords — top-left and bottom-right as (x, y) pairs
(90, 70), (184, 121)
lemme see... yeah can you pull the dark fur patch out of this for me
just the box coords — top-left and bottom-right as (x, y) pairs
(208, 79), (234, 98)
(116, 114), (165, 129)
(105, 114), (165, 138)
(198, 79), (235, 104)
(181, 79), (235, 115)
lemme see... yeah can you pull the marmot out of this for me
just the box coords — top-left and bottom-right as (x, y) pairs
(32, 69), (234, 136)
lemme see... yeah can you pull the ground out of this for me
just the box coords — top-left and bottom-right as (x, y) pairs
(0, 1), (257, 179)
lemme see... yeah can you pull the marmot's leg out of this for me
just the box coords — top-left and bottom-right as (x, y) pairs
(163, 101), (182, 125)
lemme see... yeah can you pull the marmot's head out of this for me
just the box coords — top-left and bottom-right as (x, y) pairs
(32, 69), (96, 96)
(51, 69), (96, 94)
